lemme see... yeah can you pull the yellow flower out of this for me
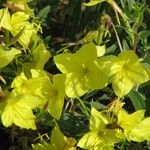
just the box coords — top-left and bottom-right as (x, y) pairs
(77, 108), (122, 150)
(1, 93), (42, 130)
(54, 43), (108, 98)
(118, 109), (150, 142)
(109, 50), (149, 97)
(33, 124), (76, 150)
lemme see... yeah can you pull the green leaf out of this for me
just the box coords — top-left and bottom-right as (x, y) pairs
(37, 6), (50, 22)
(0, 47), (21, 68)
(9, 26), (26, 45)
(139, 30), (150, 40)
(128, 89), (146, 110)
(80, 31), (98, 44)
(84, 0), (106, 6)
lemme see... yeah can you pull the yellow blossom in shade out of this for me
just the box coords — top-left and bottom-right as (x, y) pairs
(11, 69), (51, 99)
(6, 0), (34, 15)
(54, 43), (108, 98)
(45, 74), (66, 120)
(10, 12), (36, 48)
(77, 108), (122, 150)
(0, 8), (11, 30)
(108, 50), (149, 98)
(33, 124), (76, 150)
(12, 70), (65, 120)
(1, 93), (43, 130)
(22, 39), (51, 73)
(0, 47), (21, 68)
(31, 40), (51, 69)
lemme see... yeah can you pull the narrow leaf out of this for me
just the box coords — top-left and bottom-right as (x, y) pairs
(128, 89), (146, 110)
(9, 26), (25, 45)
(84, 0), (106, 6)
(37, 6), (50, 22)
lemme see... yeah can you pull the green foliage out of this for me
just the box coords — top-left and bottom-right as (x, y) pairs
(37, 6), (51, 23)
(84, 0), (107, 6)
(128, 89), (146, 110)
(0, 0), (150, 149)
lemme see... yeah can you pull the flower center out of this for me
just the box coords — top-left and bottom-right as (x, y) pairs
(81, 64), (89, 75)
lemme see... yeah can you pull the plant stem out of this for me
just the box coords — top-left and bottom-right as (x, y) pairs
(5, 30), (10, 45)
(97, 27), (104, 46)
(112, 23), (123, 52)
